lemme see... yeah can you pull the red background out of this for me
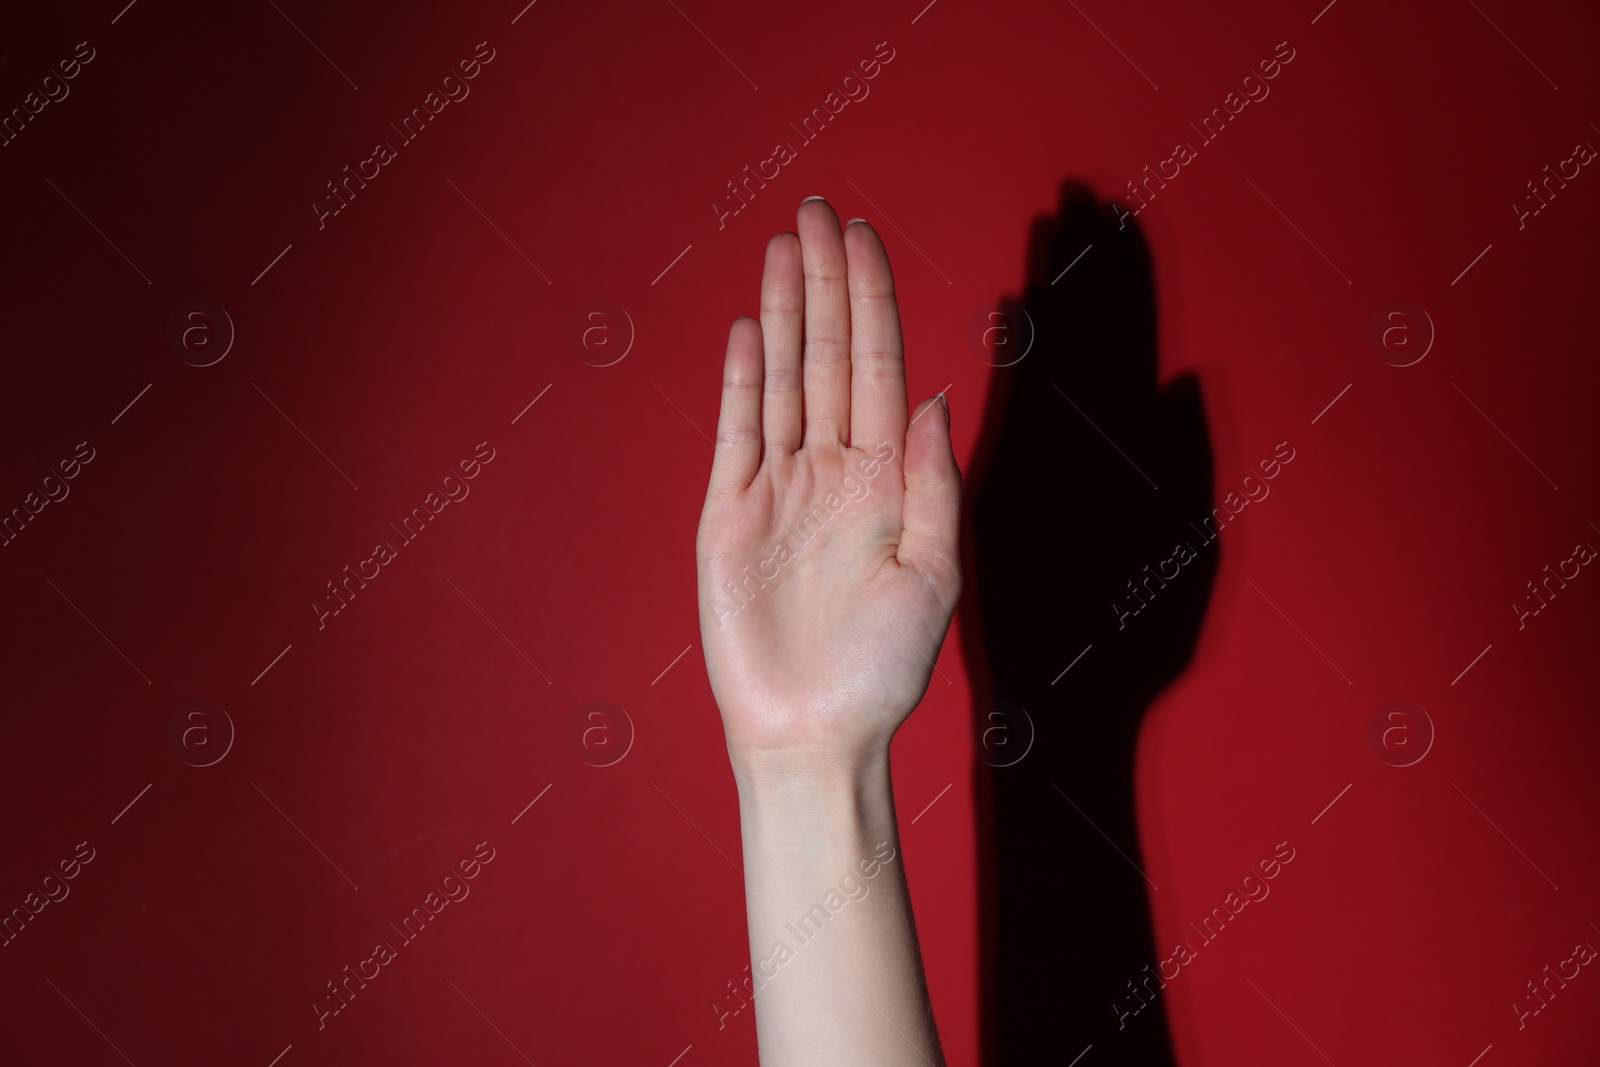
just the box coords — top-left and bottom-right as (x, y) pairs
(2, 0), (1597, 1064)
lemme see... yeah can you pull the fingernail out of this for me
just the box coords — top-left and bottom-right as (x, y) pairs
(801, 195), (826, 203)
(939, 393), (950, 427)
(845, 217), (867, 225)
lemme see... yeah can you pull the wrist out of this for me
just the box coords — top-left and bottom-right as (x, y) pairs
(731, 743), (897, 845)
(730, 740), (889, 802)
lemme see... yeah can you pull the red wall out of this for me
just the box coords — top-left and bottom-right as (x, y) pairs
(1, 1), (1596, 1064)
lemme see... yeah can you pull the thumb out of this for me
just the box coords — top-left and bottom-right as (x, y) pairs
(898, 394), (961, 586)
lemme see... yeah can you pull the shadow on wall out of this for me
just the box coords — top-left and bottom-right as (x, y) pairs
(959, 181), (1218, 1066)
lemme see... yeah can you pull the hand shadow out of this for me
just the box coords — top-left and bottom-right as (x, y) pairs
(960, 181), (1218, 1066)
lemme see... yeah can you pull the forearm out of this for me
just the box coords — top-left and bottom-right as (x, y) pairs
(732, 749), (945, 1067)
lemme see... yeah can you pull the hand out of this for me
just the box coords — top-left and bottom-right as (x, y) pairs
(696, 197), (962, 782)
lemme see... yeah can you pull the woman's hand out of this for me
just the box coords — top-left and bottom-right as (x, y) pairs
(696, 196), (962, 782)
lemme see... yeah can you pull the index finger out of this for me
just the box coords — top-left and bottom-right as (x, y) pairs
(844, 219), (907, 452)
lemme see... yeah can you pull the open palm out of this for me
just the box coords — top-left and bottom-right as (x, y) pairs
(696, 198), (962, 775)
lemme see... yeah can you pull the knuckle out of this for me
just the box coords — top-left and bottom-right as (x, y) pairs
(762, 366), (801, 392)
(851, 349), (903, 377)
(803, 335), (848, 362)
(716, 423), (757, 447)
(761, 291), (802, 317)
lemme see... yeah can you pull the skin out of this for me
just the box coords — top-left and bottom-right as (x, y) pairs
(696, 196), (961, 1065)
